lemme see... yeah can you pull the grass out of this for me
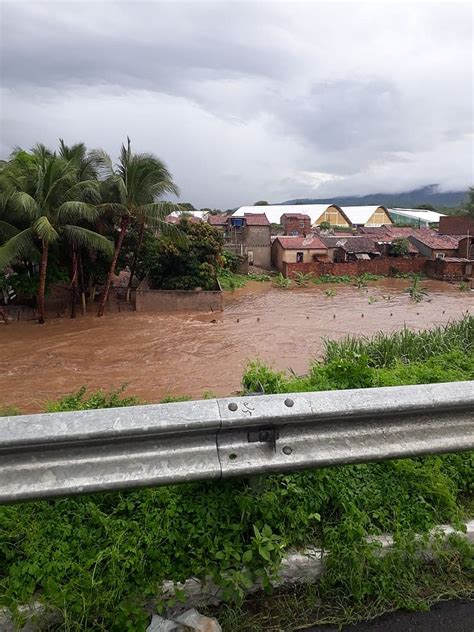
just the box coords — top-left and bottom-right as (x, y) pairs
(313, 273), (383, 285)
(218, 270), (271, 291)
(1, 317), (473, 631)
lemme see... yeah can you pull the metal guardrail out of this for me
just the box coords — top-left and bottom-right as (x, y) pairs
(1, 382), (473, 503)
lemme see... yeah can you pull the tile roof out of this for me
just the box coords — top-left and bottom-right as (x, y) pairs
(275, 235), (327, 250)
(280, 212), (311, 220)
(244, 213), (270, 226)
(319, 235), (380, 253)
(207, 214), (228, 225)
(409, 233), (461, 250)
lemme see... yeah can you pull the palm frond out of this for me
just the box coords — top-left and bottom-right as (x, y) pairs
(57, 201), (100, 224)
(137, 201), (182, 224)
(62, 225), (114, 257)
(0, 220), (20, 243)
(90, 149), (115, 180)
(65, 179), (101, 204)
(34, 216), (60, 243)
(0, 227), (37, 269)
(10, 192), (39, 220)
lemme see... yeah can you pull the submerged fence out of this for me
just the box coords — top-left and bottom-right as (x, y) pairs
(1, 381), (473, 503)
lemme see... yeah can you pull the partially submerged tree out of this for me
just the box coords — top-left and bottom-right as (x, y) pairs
(92, 139), (180, 315)
(0, 145), (113, 323)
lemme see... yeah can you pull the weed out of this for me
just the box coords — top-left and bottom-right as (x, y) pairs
(0, 405), (20, 416)
(405, 276), (429, 302)
(459, 282), (469, 292)
(294, 272), (313, 287)
(274, 273), (291, 289)
(324, 288), (336, 297)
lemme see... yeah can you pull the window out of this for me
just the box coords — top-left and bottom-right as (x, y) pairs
(296, 252), (304, 263)
(300, 222), (305, 228)
(435, 252), (445, 260)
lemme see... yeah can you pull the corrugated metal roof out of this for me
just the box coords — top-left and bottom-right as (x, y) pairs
(388, 208), (446, 223)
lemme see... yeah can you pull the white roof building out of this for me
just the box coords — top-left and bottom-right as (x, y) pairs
(388, 208), (446, 226)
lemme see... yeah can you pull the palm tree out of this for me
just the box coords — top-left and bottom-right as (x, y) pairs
(58, 140), (100, 317)
(92, 139), (180, 317)
(0, 144), (113, 323)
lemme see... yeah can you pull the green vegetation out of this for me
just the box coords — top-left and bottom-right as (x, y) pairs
(294, 271), (313, 286)
(323, 288), (336, 297)
(274, 272), (291, 289)
(405, 275), (429, 302)
(217, 270), (271, 291)
(389, 237), (410, 256)
(313, 272), (382, 285)
(148, 218), (223, 291)
(459, 281), (469, 292)
(0, 139), (182, 321)
(1, 318), (473, 630)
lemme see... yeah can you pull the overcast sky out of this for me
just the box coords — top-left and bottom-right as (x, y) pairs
(1, 1), (472, 207)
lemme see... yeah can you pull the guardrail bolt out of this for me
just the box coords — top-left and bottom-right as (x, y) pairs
(284, 398), (294, 407)
(282, 446), (293, 455)
(228, 402), (238, 412)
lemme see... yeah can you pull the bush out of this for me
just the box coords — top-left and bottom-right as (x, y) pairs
(148, 219), (224, 291)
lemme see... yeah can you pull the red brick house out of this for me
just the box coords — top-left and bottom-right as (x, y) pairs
(280, 213), (311, 236)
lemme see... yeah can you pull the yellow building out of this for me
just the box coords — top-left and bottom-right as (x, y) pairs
(339, 206), (392, 228)
(313, 204), (351, 228)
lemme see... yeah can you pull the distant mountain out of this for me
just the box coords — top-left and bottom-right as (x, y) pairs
(281, 185), (467, 209)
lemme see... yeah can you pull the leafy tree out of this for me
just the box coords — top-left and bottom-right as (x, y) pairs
(464, 187), (474, 218)
(91, 138), (180, 316)
(319, 221), (331, 231)
(390, 238), (410, 257)
(148, 218), (223, 290)
(253, 200), (268, 206)
(0, 144), (112, 323)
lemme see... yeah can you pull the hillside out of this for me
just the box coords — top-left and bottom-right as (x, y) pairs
(281, 185), (467, 209)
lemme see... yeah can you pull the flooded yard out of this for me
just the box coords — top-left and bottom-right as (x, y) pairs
(0, 279), (472, 412)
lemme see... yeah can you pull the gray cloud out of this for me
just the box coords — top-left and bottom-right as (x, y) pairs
(1, 1), (472, 207)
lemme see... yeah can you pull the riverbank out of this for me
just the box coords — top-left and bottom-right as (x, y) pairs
(0, 278), (472, 412)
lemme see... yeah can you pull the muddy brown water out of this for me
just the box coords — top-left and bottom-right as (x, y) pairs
(0, 279), (472, 413)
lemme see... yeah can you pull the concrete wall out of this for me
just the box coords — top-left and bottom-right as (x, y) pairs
(245, 225), (271, 269)
(136, 277), (223, 312)
(283, 257), (427, 279)
(272, 240), (328, 272)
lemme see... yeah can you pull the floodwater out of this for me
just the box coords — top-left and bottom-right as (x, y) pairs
(0, 279), (472, 412)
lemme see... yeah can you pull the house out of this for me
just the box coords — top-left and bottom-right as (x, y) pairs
(408, 232), (460, 259)
(388, 208), (446, 227)
(339, 206), (392, 228)
(215, 213), (271, 269)
(438, 216), (474, 236)
(207, 214), (229, 230)
(272, 235), (328, 272)
(359, 225), (420, 256)
(312, 205), (352, 228)
(280, 213), (311, 236)
(319, 235), (381, 262)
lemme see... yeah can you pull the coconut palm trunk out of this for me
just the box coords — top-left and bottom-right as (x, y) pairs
(70, 248), (78, 318)
(126, 220), (145, 302)
(37, 240), (48, 324)
(97, 216), (129, 317)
